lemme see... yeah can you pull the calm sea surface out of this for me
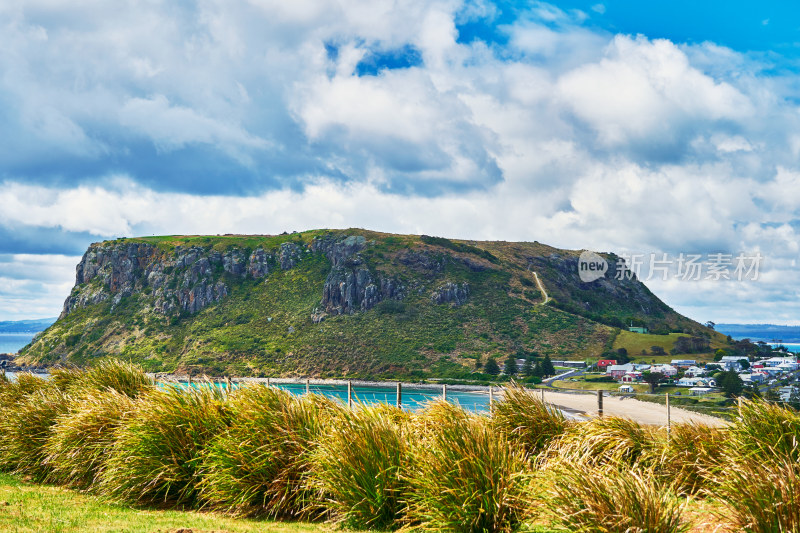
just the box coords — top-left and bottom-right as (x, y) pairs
(0, 333), (35, 354)
(3, 373), (491, 413)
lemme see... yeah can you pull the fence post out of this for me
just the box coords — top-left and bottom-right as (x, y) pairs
(267, 377), (271, 387)
(396, 382), (402, 408)
(597, 390), (603, 417)
(442, 384), (447, 401)
(666, 393), (671, 438)
(187, 374), (192, 386)
(348, 380), (353, 409)
(541, 387), (545, 402)
(489, 385), (494, 413)
(306, 378), (310, 395)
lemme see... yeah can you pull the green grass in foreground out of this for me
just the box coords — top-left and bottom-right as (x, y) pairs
(0, 473), (333, 533)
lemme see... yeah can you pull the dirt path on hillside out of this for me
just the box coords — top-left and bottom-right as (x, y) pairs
(540, 389), (728, 426)
(531, 271), (550, 304)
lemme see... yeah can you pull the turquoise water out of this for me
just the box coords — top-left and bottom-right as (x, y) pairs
(770, 343), (800, 353)
(267, 382), (491, 413)
(4, 373), (491, 413)
(0, 333), (34, 354)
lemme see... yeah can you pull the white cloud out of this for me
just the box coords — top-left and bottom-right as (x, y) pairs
(1, 1), (800, 324)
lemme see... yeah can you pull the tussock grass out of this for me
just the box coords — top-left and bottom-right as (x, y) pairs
(200, 386), (338, 518)
(404, 400), (528, 533)
(43, 389), (136, 488)
(68, 359), (154, 398)
(729, 397), (800, 460)
(651, 422), (726, 495)
(492, 383), (569, 458)
(548, 415), (658, 466)
(308, 403), (410, 530)
(99, 383), (229, 507)
(711, 454), (800, 532)
(540, 456), (689, 533)
(0, 383), (70, 481)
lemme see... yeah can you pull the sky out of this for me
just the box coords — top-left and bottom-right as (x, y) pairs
(1, 0), (800, 325)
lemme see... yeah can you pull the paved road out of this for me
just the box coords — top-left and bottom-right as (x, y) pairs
(542, 367), (588, 389)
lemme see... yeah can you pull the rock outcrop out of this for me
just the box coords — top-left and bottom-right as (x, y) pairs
(61, 240), (299, 318)
(431, 282), (470, 306)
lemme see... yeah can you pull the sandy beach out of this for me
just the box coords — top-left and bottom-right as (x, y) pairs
(540, 389), (728, 427)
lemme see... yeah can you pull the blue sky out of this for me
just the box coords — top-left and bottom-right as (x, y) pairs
(1, 0), (800, 324)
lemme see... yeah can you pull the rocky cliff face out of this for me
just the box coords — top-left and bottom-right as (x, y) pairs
(63, 241), (283, 318)
(62, 233), (410, 322)
(311, 234), (405, 320)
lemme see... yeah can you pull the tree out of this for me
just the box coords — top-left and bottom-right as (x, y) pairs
(705, 321), (716, 330)
(475, 354), (483, 369)
(714, 348), (728, 362)
(521, 357), (534, 377)
(533, 361), (544, 378)
(716, 370), (743, 398)
(616, 348), (630, 365)
(738, 359), (750, 370)
(642, 371), (666, 393)
(541, 355), (556, 378)
(504, 354), (518, 376)
(484, 357), (500, 376)
(650, 346), (666, 356)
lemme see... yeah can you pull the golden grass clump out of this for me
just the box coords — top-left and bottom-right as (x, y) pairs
(539, 455), (689, 533)
(728, 397), (800, 460)
(650, 422), (727, 495)
(547, 415), (658, 466)
(98, 383), (229, 507)
(492, 383), (570, 458)
(0, 383), (71, 482)
(67, 359), (154, 398)
(711, 454), (800, 532)
(43, 389), (136, 488)
(199, 385), (338, 518)
(308, 403), (410, 530)
(404, 400), (529, 533)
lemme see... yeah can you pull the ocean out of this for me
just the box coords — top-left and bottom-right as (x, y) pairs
(0, 333), (35, 354)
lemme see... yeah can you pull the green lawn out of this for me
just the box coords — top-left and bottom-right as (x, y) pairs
(0, 474), (337, 533)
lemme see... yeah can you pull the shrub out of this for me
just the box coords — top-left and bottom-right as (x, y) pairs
(651, 422), (726, 496)
(68, 359), (154, 398)
(712, 454), (800, 532)
(0, 383), (70, 481)
(405, 400), (528, 532)
(43, 389), (136, 488)
(98, 384), (229, 507)
(540, 457), (689, 533)
(200, 386), (338, 518)
(548, 416), (658, 467)
(492, 384), (569, 458)
(308, 403), (410, 530)
(728, 398), (800, 460)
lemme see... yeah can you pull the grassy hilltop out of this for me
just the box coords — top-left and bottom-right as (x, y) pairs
(19, 229), (719, 378)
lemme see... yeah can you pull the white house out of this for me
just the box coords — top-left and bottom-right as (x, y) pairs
(684, 366), (706, 377)
(619, 384), (635, 393)
(760, 356), (798, 367)
(650, 364), (677, 377)
(671, 359), (697, 368)
(740, 372), (767, 384)
(677, 377), (716, 388)
(688, 387), (714, 396)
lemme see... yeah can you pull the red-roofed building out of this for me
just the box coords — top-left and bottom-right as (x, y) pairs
(597, 359), (617, 370)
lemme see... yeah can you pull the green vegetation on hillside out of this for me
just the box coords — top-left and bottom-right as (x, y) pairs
(20, 229), (717, 378)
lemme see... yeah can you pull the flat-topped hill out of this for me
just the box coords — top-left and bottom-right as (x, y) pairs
(18, 229), (717, 378)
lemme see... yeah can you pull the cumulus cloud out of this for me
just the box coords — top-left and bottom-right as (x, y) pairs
(1, 0), (800, 323)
